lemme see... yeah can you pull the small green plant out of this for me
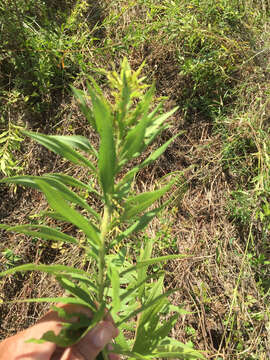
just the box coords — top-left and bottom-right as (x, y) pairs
(0, 59), (204, 359)
(2, 248), (22, 270)
(0, 120), (24, 176)
(0, 0), (99, 110)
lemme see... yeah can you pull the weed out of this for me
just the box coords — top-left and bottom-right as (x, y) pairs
(1, 249), (22, 270)
(0, 120), (24, 176)
(0, 59), (204, 359)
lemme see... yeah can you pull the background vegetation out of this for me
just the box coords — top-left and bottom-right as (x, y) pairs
(0, 0), (270, 358)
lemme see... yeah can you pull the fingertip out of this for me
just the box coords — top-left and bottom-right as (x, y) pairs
(108, 344), (121, 360)
(109, 353), (121, 360)
(89, 321), (116, 349)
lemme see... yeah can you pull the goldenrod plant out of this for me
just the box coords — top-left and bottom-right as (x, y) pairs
(0, 59), (204, 360)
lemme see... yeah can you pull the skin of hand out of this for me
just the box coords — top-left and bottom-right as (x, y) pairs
(0, 304), (120, 360)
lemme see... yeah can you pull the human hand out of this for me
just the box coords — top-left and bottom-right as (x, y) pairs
(0, 304), (119, 360)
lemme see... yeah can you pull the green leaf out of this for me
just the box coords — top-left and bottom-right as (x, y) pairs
(0, 224), (78, 244)
(46, 173), (99, 193)
(23, 131), (96, 172)
(119, 253), (189, 278)
(115, 288), (175, 327)
(154, 338), (205, 359)
(2, 297), (92, 307)
(0, 264), (91, 278)
(117, 72), (131, 136)
(145, 107), (178, 145)
(0, 175), (39, 188)
(122, 180), (175, 220)
(41, 176), (100, 221)
(51, 135), (97, 155)
(108, 263), (121, 316)
(137, 239), (153, 301)
(115, 135), (180, 197)
(152, 313), (179, 341)
(87, 86), (116, 198)
(35, 179), (100, 248)
(112, 341), (205, 360)
(136, 275), (165, 327)
(120, 115), (148, 163)
(140, 134), (180, 168)
(71, 86), (97, 131)
(119, 272), (164, 306)
(1, 176), (100, 246)
(137, 254), (190, 267)
(120, 86), (155, 165)
(56, 275), (96, 310)
(119, 253), (187, 281)
(112, 208), (162, 247)
(34, 328), (78, 347)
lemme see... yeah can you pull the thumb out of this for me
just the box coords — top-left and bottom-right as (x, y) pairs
(73, 321), (119, 360)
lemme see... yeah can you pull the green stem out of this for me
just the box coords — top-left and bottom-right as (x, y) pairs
(98, 204), (110, 303)
(98, 205), (111, 360)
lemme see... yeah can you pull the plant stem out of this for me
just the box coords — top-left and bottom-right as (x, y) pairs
(98, 204), (110, 303)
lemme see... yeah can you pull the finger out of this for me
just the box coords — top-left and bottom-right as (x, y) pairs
(74, 320), (119, 360)
(108, 344), (121, 360)
(109, 353), (121, 360)
(58, 347), (85, 360)
(1, 322), (59, 360)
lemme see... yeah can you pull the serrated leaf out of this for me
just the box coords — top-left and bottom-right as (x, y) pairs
(35, 329), (78, 348)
